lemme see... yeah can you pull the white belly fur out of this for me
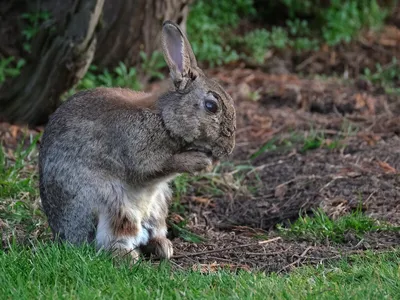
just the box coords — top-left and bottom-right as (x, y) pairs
(96, 176), (175, 250)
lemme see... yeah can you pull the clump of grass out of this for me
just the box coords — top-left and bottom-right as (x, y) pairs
(187, 0), (390, 66)
(139, 50), (167, 81)
(250, 137), (279, 160)
(21, 10), (51, 52)
(277, 208), (394, 243)
(300, 131), (344, 153)
(63, 62), (142, 100)
(187, 0), (255, 66)
(0, 135), (49, 246)
(250, 128), (353, 159)
(168, 220), (206, 243)
(363, 57), (400, 95)
(0, 57), (26, 84)
(66, 51), (167, 99)
(0, 136), (39, 202)
(76, 62), (142, 91)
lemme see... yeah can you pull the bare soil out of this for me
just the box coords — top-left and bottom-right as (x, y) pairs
(172, 231), (400, 273)
(167, 65), (400, 272)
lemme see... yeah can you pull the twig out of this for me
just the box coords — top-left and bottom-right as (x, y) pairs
(319, 176), (345, 192)
(207, 256), (239, 263)
(296, 53), (319, 71)
(172, 237), (282, 259)
(245, 249), (288, 256)
(168, 259), (185, 270)
(246, 160), (285, 176)
(299, 246), (312, 258)
(278, 246), (312, 273)
(364, 191), (377, 204)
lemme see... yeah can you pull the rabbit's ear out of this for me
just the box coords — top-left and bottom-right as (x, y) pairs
(161, 21), (198, 89)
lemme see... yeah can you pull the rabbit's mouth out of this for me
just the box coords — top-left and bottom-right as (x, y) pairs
(185, 144), (213, 154)
(185, 145), (220, 164)
(185, 145), (212, 156)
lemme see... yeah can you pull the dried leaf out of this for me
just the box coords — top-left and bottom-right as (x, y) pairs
(170, 213), (184, 224)
(9, 125), (20, 139)
(324, 138), (333, 147)
(191, 196), (212, 206)
(378, 38), (397, 47)
(360, 133), (380, 146)
(377, 161), (397, 174)
(354, 93), (376, 115)
(365, 95), (376, 115)
(354, 93), (366, 109)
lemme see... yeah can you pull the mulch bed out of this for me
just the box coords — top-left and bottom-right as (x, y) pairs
(170, 230), (400, 273)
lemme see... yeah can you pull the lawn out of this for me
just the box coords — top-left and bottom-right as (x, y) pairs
(1, 244), (399, 299)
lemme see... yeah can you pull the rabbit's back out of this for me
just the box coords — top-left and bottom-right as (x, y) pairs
(42, 88), (157, 141)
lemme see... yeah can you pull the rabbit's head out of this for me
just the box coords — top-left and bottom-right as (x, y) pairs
(159, 21), (236, 160)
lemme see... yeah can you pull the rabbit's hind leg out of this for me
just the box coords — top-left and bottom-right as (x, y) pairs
(48, 201), (97, 246)
(141, 182), (173, 259)
(96, 211), (148, 261)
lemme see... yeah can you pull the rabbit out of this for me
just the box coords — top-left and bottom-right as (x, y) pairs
(39, 20), (236, 261)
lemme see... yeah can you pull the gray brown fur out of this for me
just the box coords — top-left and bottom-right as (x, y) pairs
(39, 21), (236, 260)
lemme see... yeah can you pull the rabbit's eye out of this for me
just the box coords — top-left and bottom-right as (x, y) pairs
(204, 99), (218, 113)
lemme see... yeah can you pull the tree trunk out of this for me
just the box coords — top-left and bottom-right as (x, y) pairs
(0, 0), (190, 126)
(0, 0), (104, 125)
(94, 0), (190, 68)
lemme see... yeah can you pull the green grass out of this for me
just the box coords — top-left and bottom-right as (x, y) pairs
(65, 62), (142, 99)
(0, 244), (399, 299)
(363, 57), (400, 95)
(0, 136), (49, 242)
(64, 52), (167, 99)
(300, 131), (345, 153)
(0, 135), (39, 199)
(249, 127), (357, 159)
(186, 0), (391, 66)
(278, 208), (399, 243)
(0, 56), (26, 83)
(21, 10), (52, 53)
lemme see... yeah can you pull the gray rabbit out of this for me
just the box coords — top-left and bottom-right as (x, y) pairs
(39, 21), (236, 260)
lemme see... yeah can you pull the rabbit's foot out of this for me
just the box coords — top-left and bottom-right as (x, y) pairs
(144, 237), (173, 259)
(111, 241), (140, 262)
(169, 151), (212, 174)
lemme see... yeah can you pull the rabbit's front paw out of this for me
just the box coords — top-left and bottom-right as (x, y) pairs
(170, 151), (212, 174)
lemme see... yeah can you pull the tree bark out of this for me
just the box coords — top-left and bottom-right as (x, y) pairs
(94, 0), (190, 69)
(0, 0), (104, 125)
